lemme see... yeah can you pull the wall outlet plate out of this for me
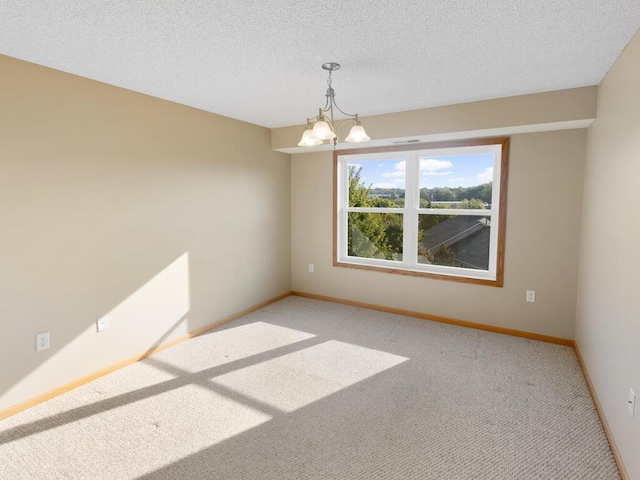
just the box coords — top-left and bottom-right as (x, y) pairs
(629, 389), (636, 417)
(96, 315), (109, 332)
(36, 332), (50, 352)
(526, 290), (536, 303)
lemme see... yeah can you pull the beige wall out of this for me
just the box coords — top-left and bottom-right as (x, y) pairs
(577, 31), (640, 479)
(291, 129), (586, 340)
(0, 55), (291, 411)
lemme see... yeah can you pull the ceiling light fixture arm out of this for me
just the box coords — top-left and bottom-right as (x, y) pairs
(297, 62), (371, 149)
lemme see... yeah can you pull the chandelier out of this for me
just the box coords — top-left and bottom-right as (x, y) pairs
(298, 63), (371, 148)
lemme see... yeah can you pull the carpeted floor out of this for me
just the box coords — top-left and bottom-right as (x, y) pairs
(0, 296), (620, 479)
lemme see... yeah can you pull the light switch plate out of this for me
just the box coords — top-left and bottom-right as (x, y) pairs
(97, 315), (109, 332)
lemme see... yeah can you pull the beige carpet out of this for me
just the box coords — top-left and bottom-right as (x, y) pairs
(0, 296), (620, 479)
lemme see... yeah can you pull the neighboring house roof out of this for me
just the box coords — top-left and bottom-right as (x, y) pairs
(448, 228), (490, 270)
(422, 216), (490, 270)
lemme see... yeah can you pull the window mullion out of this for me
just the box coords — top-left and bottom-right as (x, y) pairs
(338, 158), (349, 261)
(403, 154), (419, 268)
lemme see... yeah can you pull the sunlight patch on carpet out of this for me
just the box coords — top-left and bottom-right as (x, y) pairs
(212, 339), (409, 412)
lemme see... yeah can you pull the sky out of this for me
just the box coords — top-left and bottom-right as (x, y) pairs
(352, 153), (494, 189)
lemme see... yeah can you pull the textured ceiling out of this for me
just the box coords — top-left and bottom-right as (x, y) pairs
(1, 1), (639, 128)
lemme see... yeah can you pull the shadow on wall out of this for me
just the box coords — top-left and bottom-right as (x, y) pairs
(0, 252), (192, 410)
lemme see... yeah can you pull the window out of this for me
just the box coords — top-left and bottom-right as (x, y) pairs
(334, 137), (509, 286)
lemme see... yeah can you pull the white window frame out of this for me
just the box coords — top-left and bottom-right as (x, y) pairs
(334, 138), (509, 287)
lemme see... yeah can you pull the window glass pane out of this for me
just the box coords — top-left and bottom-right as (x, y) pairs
(348, 159), (405, 208)
(348, 212), (403, 261)
(419, 153), (493, 209)
(418, 214), (490, 270)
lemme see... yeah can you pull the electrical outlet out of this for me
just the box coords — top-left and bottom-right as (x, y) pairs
(96, 315), (109, 332)
(36, 332), (50, 352)
(526, 290), (536, 303)
(629, 389), (636, 417)
(308, 264), (314, 273)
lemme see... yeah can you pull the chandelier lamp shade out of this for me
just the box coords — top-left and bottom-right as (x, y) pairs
(298, 63), (371, 148)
